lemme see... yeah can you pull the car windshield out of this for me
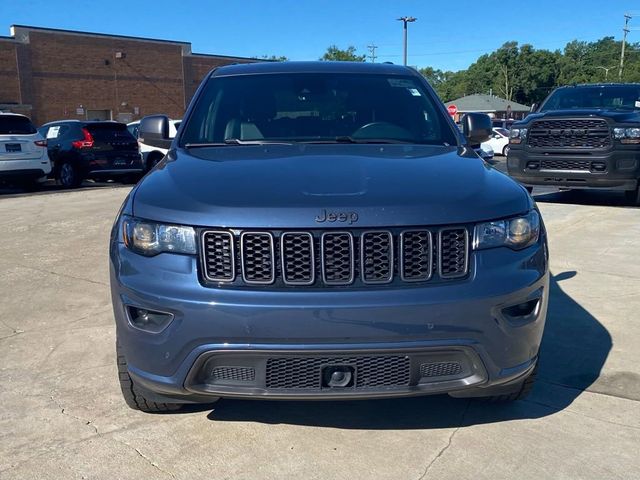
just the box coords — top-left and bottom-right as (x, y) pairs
(494, 128), (509, 137)
(539, 85), (640, 111)
(0, 115), (37, 135)
(181, 73), (458, 146)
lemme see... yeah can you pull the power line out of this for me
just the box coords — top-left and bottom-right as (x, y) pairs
(367, 44), (378, 63)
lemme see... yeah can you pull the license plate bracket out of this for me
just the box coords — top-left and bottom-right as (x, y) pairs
(5, 144), (21, 153)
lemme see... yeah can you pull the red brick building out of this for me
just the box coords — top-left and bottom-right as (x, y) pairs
(0, 25), (259, 125)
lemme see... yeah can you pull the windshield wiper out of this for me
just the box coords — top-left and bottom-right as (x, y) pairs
(299, 136), (412, 144)
(184, 139), (293, 148)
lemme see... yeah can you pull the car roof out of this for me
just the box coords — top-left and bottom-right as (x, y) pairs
(42, 120), (125, 127)
(210, 61), (415, 78)
(555, 83), (640, 89)
(0, 112), (30, 119)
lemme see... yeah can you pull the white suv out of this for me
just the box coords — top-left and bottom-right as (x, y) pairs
(0, 113), (52, 189)
(128, 118), (181, 171)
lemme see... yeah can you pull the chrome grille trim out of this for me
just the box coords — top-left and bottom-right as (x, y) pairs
(240, 231), (276, 285)
(280, 232), (315, 286)
(438, 228), (469, 279)
(321, 232), (355, 285)
(200, 227), (470, 287)
(360, 230), (394, 284)
(200, 230), (236, 282)
(399, 230), (433, 282)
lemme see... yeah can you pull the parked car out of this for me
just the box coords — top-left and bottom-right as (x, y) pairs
(508, 83), (640, 204)
(0, 113), (51, 189)
(483, 127), (510, 157)
(39, 120), (143, 188)
(111, 61), (548, 412)
(128, 118), (181, 171)
(477, 142), (495, 161)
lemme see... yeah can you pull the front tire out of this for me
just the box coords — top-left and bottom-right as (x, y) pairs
(502, 145), (510, 157)
(57, 162), (82, 188)
(485, 364), (537, 402)
(116, 342), (183, 413)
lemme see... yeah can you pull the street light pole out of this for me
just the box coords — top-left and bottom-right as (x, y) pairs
(596, 66), (615, 81)
(397, 16), (417, 66)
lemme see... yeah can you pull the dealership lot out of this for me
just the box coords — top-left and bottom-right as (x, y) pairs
(0, 180), (639, 479)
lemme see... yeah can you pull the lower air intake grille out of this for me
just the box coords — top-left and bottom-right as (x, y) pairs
(211, 366), (256, 382)
(540, 159), (591, 171)
(265, 355), (411, 389)
(420, 362), (463, 378)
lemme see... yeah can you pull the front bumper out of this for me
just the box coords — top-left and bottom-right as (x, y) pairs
(507, 147), (640, 190)
(110, 238), (549, 402)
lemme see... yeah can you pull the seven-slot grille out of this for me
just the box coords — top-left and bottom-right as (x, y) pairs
(527, 118), (611, 149)
(200, 227), (469, 287)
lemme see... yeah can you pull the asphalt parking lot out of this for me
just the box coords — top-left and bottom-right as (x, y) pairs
(1, 166), (639, 479)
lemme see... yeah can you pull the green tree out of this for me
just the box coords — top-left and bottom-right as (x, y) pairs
(320, 45), (366, 62)
(258, 55), (289, 62)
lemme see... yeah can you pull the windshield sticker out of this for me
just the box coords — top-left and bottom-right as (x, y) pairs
(46, 126), (60, 139)
(635, 100), (640, 108)
(388, 78), (416, 88)
(408, 88), (422, 96)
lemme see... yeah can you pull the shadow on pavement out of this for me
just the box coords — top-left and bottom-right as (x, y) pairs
(0, 180), (131, 198)
(534, 189), (637, 209)
(203, 271), (612, 428)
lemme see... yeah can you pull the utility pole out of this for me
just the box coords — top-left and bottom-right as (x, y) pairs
(397, 16), (417, 66)
(619, 13), (632, 80)
(367, 44), (378, 63)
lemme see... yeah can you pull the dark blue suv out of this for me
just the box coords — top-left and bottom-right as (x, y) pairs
(110, 62), (549, 412)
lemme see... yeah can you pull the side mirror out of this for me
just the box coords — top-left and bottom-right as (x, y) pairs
(462, 113), (492, 146)
(530, 103), (538, 113)
(138, 115), (172, 149)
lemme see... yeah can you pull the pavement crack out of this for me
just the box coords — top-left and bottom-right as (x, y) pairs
(49, 394), (100, 436)
(111, 442), (175, 479)
(13, 263), (108, 287)
(0, 318), (24, 339)
(416, 400), (469, 480)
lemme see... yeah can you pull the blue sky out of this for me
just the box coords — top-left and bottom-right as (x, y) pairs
(0, 0), (636, 71)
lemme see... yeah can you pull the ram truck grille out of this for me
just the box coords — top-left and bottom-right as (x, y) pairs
(527, 118), (611, 149)
(200, 227), (469, 288)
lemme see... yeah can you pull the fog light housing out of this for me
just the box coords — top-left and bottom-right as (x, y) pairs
(126, 306), (174, 333)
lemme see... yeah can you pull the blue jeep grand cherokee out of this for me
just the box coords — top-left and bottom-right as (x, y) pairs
(110, 61), (549, 412)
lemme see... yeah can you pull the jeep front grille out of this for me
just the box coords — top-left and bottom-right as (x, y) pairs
(527, 118), (611, 149)
(200, 226), (469, 288)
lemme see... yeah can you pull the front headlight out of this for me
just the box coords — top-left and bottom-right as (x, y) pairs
(473, 210), (540, 250)
(509, 128), (528, 144)
(123, 216), (196, 256)
(613, 127), (640, 143)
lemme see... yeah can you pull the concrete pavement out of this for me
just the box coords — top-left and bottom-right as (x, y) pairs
(0, 186), (638, 480)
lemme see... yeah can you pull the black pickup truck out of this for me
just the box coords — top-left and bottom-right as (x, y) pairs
(507, 83), (640, 205)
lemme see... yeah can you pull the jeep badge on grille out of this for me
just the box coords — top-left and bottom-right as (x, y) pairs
(315, 209), (359, 224)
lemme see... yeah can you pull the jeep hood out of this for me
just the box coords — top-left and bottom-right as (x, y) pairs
(132, 145), (531, 228)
